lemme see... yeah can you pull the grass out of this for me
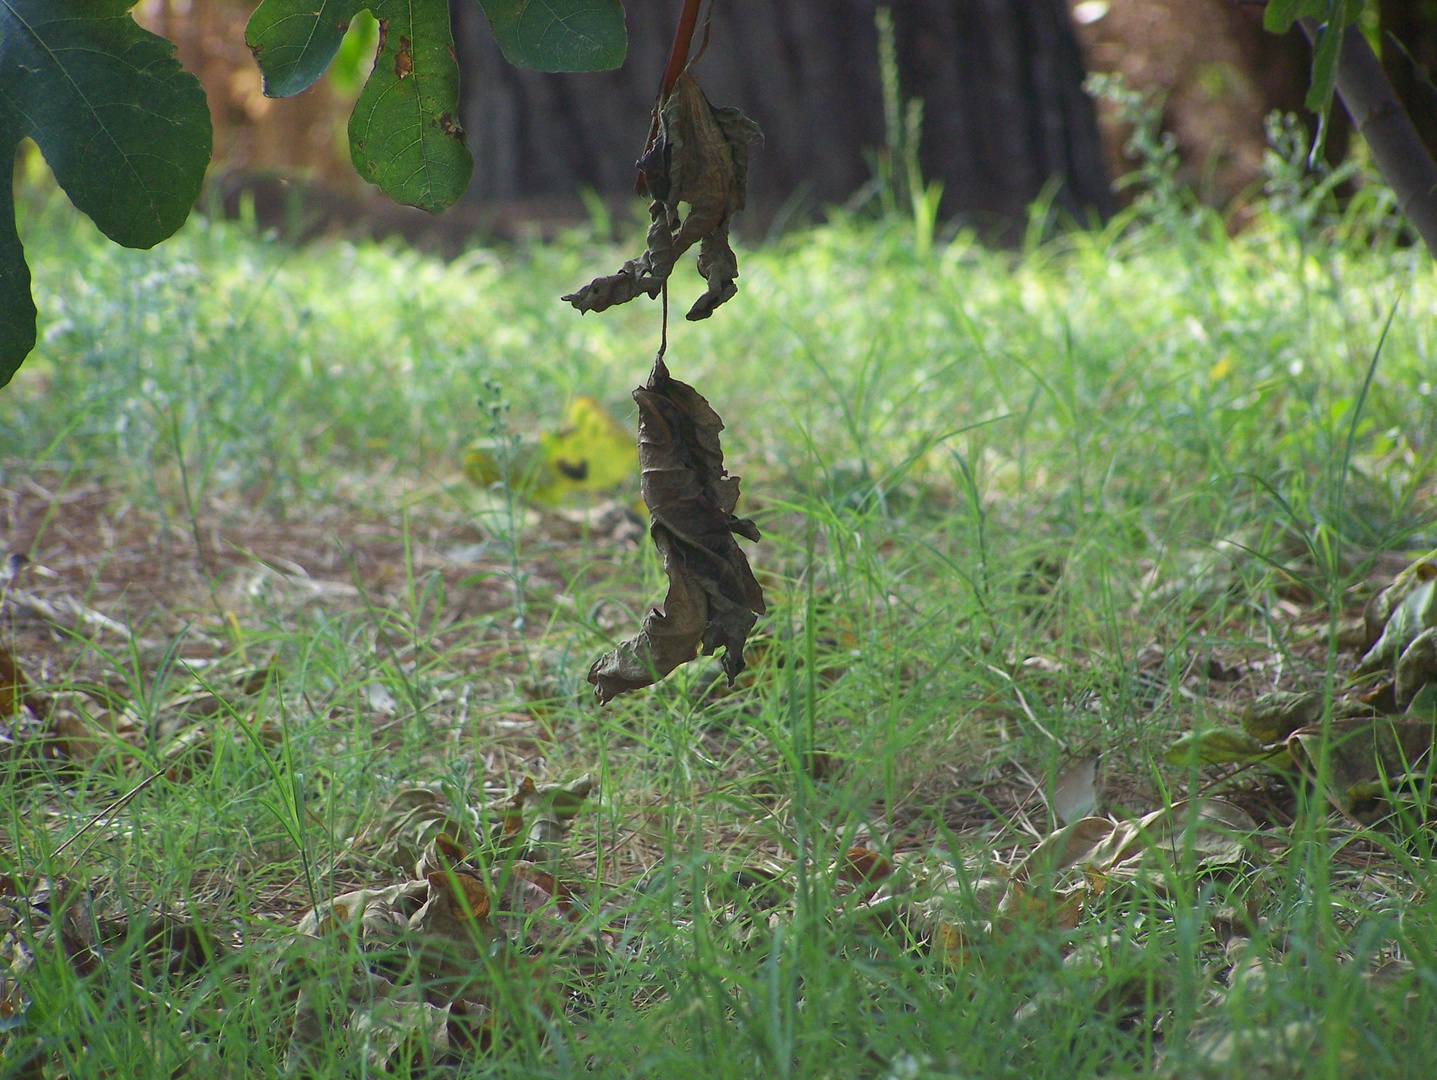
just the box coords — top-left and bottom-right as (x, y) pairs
(3, 159), (1437, 1079)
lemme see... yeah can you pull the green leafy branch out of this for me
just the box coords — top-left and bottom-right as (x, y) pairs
(1262, 0), (1365, 155)
(0, 0), (628, 387)
(1264, 0), (1437, 253)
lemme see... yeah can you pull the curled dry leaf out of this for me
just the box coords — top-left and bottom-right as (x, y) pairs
(414, 833), (470, 880)
(491, 774), (594, 865)
(1009, 799), (1257, 898)
(370, 788), (477, 876)
(295, 881), (429, 942)
(588, 357), (765, 703)
(563, 73), (761, 322)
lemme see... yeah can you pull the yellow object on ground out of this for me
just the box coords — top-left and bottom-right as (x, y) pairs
(463, 396), (636, 505)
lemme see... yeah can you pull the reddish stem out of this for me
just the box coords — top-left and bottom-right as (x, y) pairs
(635, 0), (705, 194)
(658, 0), (704, 102)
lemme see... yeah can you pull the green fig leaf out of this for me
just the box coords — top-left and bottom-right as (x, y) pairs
(347, 0), (473, 213)
(478, 0), (627, 72)
(245, 0), (360, 99)
(0, 0), (212, 386)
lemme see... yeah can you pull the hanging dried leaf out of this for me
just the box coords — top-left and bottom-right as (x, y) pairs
(588, 356), (765, 703)
(563, 73), (761, 321)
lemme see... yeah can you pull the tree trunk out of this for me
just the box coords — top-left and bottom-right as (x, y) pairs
(1380, 0), (1437, 161)
(449, 0), (1112, 238)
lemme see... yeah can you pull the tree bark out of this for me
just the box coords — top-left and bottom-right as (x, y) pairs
(1300, 18), (1437, 256)
(1379, 0), (1437, 161)
(449, 0), (1112, 239)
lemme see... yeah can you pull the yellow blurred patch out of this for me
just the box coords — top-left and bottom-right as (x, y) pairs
(1208, 354), (1233, 381)
(463, 396), (637, 505)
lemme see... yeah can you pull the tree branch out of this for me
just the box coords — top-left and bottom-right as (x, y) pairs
(1300, 17), (1437, 256)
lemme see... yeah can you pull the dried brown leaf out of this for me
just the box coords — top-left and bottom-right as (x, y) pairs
(563, 74), (761, 321)
(369, 788), (475, 875)
(840, 846), (893, 886)
(0, 646), (30, 717)
(588, 357), (765, 703)
(295, 881), (429, 941)
(489, 774), (594, 864)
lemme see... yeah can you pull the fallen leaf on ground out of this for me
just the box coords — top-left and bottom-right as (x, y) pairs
(1011, 799), (1257, 895)
(564, 73), (761, 321)
(588, 356), (765, 702)
(1165, 728), (1288, 767)
(1050, 753), (1102, 824)
(295, 881), (429, 942)
(287, 875), (505, 1069)
(491, 774), (594, 864)
(371, 788), (477, 876)
(0, 646), (42, 717)
(1286, 717), (1437, 824)
(464, 397), (637, 505)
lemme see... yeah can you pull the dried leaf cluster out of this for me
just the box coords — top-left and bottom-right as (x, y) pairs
(1163, 548), (1437, 825)
(1, 643), (280, 778)
(0, 773), (601, 1070)
(588, 356), (765, 703)
(563, 73), (761, 322)
(280, 777), (602, 1069)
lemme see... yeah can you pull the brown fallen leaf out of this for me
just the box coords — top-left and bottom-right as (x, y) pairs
(1008, 799), (1257, 897)
(588, 356), (765, 702)
(563, 73), (761, 322)
(295, 881), (430, 943)
(840, 846), (894, 887)
(0, 645), (45, 718)
(414, 832), (470, 880)
(490, 774), (594, 864)
(370, 788), (476, 876)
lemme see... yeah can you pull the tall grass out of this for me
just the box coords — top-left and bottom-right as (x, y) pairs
(2, 150), (1436, 1079)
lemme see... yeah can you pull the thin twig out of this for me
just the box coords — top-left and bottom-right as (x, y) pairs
(660, 281), (669, 360)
